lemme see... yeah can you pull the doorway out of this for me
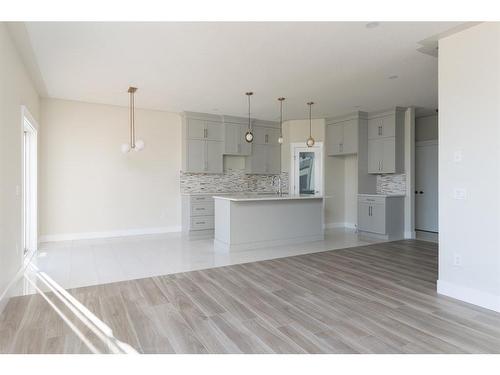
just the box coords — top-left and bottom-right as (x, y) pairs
(415, 140), (438, 237)
(290, 142), (323, 195)
(22, 106), (38, 260)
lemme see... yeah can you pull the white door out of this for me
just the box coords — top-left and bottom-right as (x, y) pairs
(291, 143), (323, 195)
(415, 140), (438, 232)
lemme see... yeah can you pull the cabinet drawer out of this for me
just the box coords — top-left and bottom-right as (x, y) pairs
(358, 195), (386, 205)
(191, 203), (214, 216)
(190, 216), (214, 230)
(189, 195), (213, 203)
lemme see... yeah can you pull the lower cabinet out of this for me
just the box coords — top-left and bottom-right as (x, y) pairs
(357, 195), (404, 239)
(182, 194), (216, 237)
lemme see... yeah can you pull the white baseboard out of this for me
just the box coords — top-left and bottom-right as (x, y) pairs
(437, 279), (500, 313)
(39, 225), (182, 243)
(324, 222), (357, 230)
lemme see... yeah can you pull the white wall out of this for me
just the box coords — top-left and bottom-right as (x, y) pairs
(0, 23), (40, 307)
(438, 22), (500, 311)
(39, 98), (182, 240)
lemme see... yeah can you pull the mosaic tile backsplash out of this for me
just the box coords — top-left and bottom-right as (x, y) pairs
(376, 173), (406, 195)
(180, 169), (289, 194)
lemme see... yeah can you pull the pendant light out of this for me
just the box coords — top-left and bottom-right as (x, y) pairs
(121, 86), (145, 153)
(244, 92), (254, 143)
(306, 101), (315, 147)
(277, 97), (285, 144)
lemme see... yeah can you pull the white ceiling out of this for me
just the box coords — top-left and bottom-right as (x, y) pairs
(21, 22), (465, 120)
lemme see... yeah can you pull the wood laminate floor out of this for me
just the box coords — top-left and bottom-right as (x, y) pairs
(2, 240), (500, 354)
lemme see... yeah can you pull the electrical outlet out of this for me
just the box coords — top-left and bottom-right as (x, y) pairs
(453, 151), (463, 163)
(453, 253), (462, 266)
(453, 188), (467, 200)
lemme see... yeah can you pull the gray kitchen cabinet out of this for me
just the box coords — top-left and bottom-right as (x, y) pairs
(254, 126), (280, 145)
(182, 112), (224, 174)
(326, 118), (358, 156)
(245, 143), (281, 175)
(182, 194), (216, 237)
(366, 108), (405, 174)
(185, 139), (223, 173)
(368, 137), (396, 174)
(368, 114), (396, 139)
(357, 194), (404, 239)
(223, 121), (251, 156)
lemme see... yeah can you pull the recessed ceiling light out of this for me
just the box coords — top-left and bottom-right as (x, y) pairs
(366, 22), (380, 29)
(388, 75), (399, 80)
(212, 108), (219, 112)
(354, 105), (361, 109)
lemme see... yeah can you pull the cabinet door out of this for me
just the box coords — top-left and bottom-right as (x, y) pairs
(246, 143), (268, 174)
(265, 128), (281, 145)
(342, 120), (358, 154)
(358, 202), (372, 232)
(253, 126), (268, 145)
(267, 145), (281, 174)
(380, 137), (396, 173)
(205, 120), (223, 141)
(368, 118), (384, 139)
(381, 114), (396, 138)
(224, 123), (239, 154)
(238, 124), (252, 156)
(187, 118), (206, 139)
(206, 140), (223, 173)
(186, 139), (206, 173)
(326, 124), (344, 155)
(370, 203), (386, 234)
(367, 138), (382, 173)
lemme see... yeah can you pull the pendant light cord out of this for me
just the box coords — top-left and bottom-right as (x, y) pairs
(248, 94), (251, 131)
(130, 90), (135, 149)
(309, 103), (312, 137)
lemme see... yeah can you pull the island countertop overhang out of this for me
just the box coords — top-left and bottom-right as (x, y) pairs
(212, 194), (324, 202)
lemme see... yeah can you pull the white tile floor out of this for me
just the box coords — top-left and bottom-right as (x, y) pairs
(35, 228), (385, 290)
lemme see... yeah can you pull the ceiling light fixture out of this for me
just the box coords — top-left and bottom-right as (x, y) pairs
(121, 87), (145, 153)
(277, 97), (285, 144)
(306, 102), (315, 147)
(388, 75), (399, 80)
(244, 92), (254, 143)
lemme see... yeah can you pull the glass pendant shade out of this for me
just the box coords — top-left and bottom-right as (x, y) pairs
(306, 136), (315, 147)
(278, 136), (284, 144)
(245, 131), (254, 143)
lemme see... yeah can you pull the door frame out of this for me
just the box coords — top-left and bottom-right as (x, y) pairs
(289, 142), (324, 195)
(21, 105), (38, 263)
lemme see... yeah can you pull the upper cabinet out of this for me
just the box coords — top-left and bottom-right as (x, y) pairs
(325, 111), (363, 157)
(222, 116), (251, 156)
(366, 108), (405, 174)
(326, 118), (358, 156)
(245, 120), (281, 175)
(182, 112), (224, 174)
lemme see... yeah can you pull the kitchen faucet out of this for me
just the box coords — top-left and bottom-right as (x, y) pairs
(272, 175), (282, 196)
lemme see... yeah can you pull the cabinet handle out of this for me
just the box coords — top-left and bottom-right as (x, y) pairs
(237, 143), (241, 154)
(340, 143), (343, 153)
(369, 206), (372, 216)
(265, 134), (268, 143)
(196, 221), (206, 225)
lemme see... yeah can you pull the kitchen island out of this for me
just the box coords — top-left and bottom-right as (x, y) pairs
(213, 194), (324, 252)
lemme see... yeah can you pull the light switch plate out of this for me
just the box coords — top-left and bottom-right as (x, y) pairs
(453, 188), (467, 200)
(453, 151), (462, 162)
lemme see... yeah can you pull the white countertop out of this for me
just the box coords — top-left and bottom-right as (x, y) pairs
(358, 193), (406, 198)
(213, 193), (324, 202)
